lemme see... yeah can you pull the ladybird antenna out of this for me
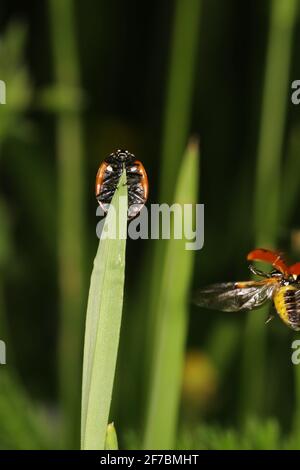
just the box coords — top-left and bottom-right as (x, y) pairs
(265, 314), (274, 325)
(248, 265), (271, 278)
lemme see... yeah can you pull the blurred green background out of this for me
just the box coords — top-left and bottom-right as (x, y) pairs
(0, 0), (300, 450)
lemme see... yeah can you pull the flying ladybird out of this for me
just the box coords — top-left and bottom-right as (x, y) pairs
(95, 149), (149, 219)
(194, 248), (300, 331)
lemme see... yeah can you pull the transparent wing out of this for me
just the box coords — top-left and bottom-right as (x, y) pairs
(193, 280), (277, 312)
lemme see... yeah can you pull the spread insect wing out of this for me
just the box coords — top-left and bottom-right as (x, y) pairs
(193, 280), (277, 312)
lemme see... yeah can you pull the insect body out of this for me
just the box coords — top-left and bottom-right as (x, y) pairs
(194, 248), (300, 330)
(95, 149), (148, 219)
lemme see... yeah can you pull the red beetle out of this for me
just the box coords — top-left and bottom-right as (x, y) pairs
(194, 248), (300, 330)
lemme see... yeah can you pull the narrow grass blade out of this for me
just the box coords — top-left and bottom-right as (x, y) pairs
(159, 0), (201, 203)
(281, 126), (300, 226)
(293, 345), (300, 436)
(0, 23), (31, 146)
(240, 0), (297, 420)
(81, 170), (127, 450)
(254, 0), (297, 248)
(289, 135), (300, 446)
(0, 371), (53, 449)
(144, 0), (201, 413)
(48, 0), (86, 446)
(144, 139), (199, 449)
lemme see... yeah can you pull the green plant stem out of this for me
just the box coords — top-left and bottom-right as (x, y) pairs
(144, 140), (199, 449)
(159, 0), (201, 204)
(281, 126), (300, 226)
(293, 350), (300, 436)
(48, 0), (86, 447)
(287, 130), (300, 443)
(81, 171), (127, 450)
(144, 0), (201, 419)
(240, 0), (297, 421)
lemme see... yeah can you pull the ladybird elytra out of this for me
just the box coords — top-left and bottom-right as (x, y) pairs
(95, 149), (148, 219)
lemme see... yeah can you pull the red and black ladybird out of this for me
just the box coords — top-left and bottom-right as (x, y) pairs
(194, 248), (300, 331)
(95, 149), (148, 219)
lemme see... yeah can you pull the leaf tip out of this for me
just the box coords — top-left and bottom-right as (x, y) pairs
(105, 422), (119, 450)
(187, 135), (200, 154)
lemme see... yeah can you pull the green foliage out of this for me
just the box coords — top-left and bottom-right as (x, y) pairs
(0, 0), (300, 452)
(0, 372), (54, 450)
(178, 419), (282, 450)
(48, 0), (86, 447)
(81, 171), (127, 450)
(144, 140), (199, 449)
(240, 0), (298, 420)
(0, 23), (32, 144)
(159, 0), (201, 203)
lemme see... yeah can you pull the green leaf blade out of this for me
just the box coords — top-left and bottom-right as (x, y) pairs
(144, 139), (200, 449)
(81, 170), (127, 450)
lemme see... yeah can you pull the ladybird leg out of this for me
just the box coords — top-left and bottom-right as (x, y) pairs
(122, 174), (141, 187)
(128, 189), (145, 204)
(98, 187), (116, 198)
(96, 188), (116, 204)
(248, 265), (271, 278)
(265, 313), (274, 325)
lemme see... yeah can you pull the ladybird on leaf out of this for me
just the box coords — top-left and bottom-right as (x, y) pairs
(95, 149), (148, 220)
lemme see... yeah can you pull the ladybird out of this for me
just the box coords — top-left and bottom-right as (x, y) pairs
(194, 248), (300, 331)
(95, 149), (149, 219)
